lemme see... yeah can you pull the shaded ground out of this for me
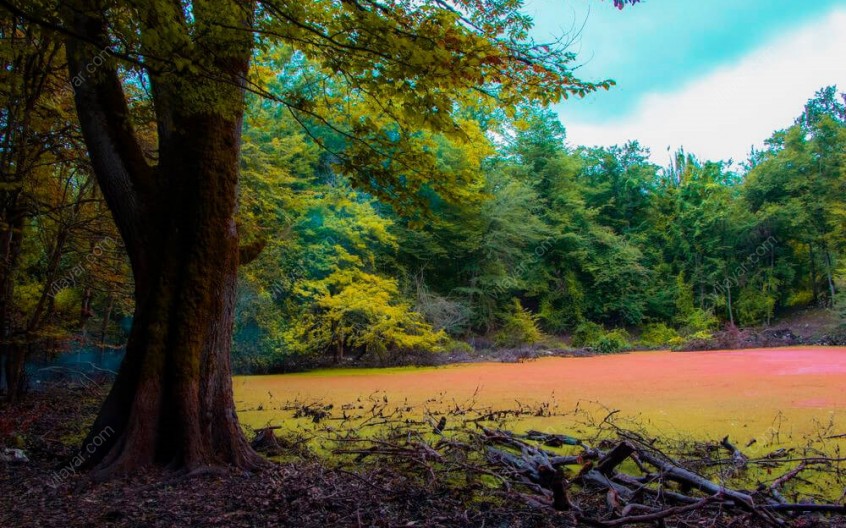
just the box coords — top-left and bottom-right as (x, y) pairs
(0, 386), (546, 528)
(3, 384), (846, 527)
(683, 308), (844, 352)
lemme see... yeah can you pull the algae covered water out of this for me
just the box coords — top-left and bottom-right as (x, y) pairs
(235, 346), (846, 455)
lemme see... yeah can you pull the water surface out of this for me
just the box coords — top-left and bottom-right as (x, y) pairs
(234, 347), (846, 449)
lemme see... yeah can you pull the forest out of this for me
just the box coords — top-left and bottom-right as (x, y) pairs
(2, 0), (846, 526)
(1, 29), (844, 384)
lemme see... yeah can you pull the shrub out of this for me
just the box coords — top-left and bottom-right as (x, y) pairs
(415, 288), (474, 336)
(594, 329), (631, 354)
(494, 299), (541, 348)
(681, 308), (719, 335)
(287, 270), (446, 361)
(571, 321), (604, 348)
(537, 297), (569, 333)
(688, 330), (714, 341)
(639, 323), (682, 348)
(537, 272), (585, 332)
(572, 322), (631, 353)
(786, 290), (815, 308)
(736, 288), (775, 326)
(444, 339), (475, 355)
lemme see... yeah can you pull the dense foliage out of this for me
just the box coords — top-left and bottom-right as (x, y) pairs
(231, 84), (846, 369)
(0, 4), (842, 378)
(0, 20), (133, 400)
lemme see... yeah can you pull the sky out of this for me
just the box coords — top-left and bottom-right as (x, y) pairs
(523, 0), (846, 165)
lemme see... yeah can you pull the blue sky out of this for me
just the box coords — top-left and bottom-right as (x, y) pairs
(523, 0), (846, 163)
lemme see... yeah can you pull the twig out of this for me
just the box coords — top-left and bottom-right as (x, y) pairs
(580, 494), (719, 527)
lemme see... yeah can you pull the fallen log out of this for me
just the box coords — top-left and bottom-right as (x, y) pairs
(579, 494), (720, 527)
(525, 430), (582, 448)
(763, 503), (846, 514)
(612, 472), (715, 506)
(578, 469), (635, 500)
(596, 441), (635, 476)
(635, 447), (756, 508)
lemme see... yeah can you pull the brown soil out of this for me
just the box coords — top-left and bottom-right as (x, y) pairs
(0, 385), (541, 527)
(4, 383), (846, 527)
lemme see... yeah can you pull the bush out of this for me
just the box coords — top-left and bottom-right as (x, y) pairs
(537, 297), (570, 333)
(639, 323), (682, 348)
(594, 329), (631, 354)
(287, 270), (447, 361)
(681, 308), (719, 335)
(572, 322), (631, 353)
(494, 299), (541, 348)
(571, 321), (604, 348)
(786, 290), (815, 308)
(736, 288), (775, 326)
(444, 339), (475, 355)
(537, 272), (585, 332)
(415, 289), (474, 336)
(688, 330), (714, 341)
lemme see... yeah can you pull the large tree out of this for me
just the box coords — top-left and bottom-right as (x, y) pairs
(1, 0), (639, 477)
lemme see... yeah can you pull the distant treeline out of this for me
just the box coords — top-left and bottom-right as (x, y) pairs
(234, 82), (846, 370)
(0, 23), (843, 379)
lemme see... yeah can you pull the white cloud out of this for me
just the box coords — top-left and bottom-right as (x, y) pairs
(564, 8), (846, 165)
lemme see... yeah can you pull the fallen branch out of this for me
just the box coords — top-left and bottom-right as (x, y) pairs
(767, 462), (807, 503)
(721, 435), (749, 469)
(635, 447), (756, 509)
(579, 494), (720, 527)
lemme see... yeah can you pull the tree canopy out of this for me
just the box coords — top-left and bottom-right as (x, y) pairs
(1, 0), (843, 482)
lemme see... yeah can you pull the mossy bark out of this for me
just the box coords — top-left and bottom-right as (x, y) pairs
(79, 113), (262, 477)
(65, 1), (262, 477)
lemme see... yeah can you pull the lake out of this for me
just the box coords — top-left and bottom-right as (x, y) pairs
(234, 346), (846, 453)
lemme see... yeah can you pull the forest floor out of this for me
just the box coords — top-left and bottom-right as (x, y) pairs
(3, 382), (846, 527)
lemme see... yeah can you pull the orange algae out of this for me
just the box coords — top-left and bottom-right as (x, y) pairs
(234, 347), (846, 451)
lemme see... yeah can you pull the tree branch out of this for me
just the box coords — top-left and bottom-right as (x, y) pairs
(62, 1), (155, 291)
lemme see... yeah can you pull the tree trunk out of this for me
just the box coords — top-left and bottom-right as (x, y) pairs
(824, 249), (836, 307)
(3, 344), (26, 403)
(809, 243), (818, 302)
(0, 213), (25, 402)
(725, 279), (734, 326)
(79, 113), (263, 477)
(0, 20), (61, 402)
(65, 1), (262, 477)
(99, 293), (114, 350)
(80, 286), (93, 343)
(335, 327), (344, 363)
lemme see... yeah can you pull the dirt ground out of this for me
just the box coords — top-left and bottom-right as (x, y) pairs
(3, 384), (846, 527)
(0, 386), (548, 528)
